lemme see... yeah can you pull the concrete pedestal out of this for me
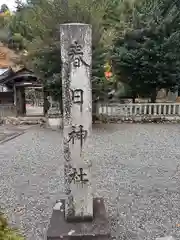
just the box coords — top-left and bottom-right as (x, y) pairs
(47, 198), (110, 240)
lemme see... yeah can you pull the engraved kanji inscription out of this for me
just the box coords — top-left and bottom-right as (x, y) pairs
(71, 89), (83, 111)
(69, 168), (89, 184)
(71, 89), (83, 104)
(68, 125), (87, 148)
(68, 41), (83, 67)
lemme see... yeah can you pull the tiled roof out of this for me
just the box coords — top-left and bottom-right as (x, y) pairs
(0, 67), (13, 81)
(0, 68), (9, 75)
(0, 67), (41, 88)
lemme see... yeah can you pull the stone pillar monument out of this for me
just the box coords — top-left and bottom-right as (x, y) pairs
(47, 23), (109, 240)
(61, 23), (93, 221)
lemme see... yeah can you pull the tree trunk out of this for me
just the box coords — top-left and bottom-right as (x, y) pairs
(150, 89), (157, 103)
(132, 91), (136, 103)
(166, 88), (169, 97)
(59, 98), (63, 115)
(43, 89), (48, 116)
(58, 96), (63, 129)
(92, 101), (97, 123)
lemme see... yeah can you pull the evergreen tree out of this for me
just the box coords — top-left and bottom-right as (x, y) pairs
(0, 4), (9, 13)
(112, 0), (180, 102)
(11, 0), (112, 105)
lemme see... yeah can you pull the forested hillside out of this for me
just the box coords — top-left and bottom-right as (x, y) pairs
(0, 0), (180, 102)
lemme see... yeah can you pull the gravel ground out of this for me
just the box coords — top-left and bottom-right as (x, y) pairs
(0, 125), (23, 142)
(0, 124), (180, 240)
(0, 125), (33, 143)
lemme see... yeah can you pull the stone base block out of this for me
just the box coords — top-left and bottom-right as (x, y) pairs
(47, 198), (110, 240)
(48, 117), (62, 130)
(156, 237), (175, 240)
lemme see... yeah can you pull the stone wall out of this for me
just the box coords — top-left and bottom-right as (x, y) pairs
(0, 104), (16, 118)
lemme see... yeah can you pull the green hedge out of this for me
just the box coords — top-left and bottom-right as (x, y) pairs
(0, 212), (24, 240)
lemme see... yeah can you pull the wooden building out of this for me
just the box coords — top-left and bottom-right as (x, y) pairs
(0, 67), (43, 116)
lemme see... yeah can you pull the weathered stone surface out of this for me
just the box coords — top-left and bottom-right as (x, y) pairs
(60, 23), (93, 220)
(47, 198), (110, 240)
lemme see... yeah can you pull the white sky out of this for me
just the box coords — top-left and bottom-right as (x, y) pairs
(0, 0), (26, 11)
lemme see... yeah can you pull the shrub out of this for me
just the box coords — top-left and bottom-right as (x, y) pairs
(0, 29), (9, 43)
(0, 212), (24, 240)
(8, 33), (25, 50)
